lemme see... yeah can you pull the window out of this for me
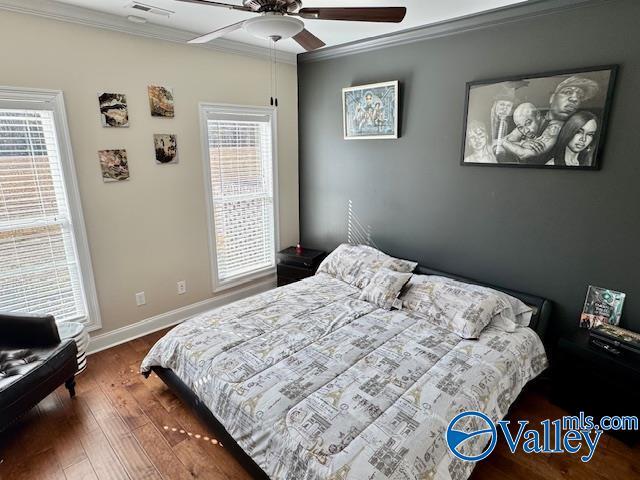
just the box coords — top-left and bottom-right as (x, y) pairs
(0, 88), (100, 329)
(200, 104), (278, 290)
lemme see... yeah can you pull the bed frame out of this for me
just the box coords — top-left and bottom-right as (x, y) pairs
(148, 264), (552, 479)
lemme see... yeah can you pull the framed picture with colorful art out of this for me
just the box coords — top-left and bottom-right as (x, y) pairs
(342, 80), (398, 140)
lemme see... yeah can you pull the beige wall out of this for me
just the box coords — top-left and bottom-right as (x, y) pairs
(0, 11), (299, 334)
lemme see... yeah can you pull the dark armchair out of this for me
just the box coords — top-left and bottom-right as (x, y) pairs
(0, 312), (78, 433)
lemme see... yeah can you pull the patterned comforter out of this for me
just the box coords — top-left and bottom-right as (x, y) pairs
(141, 273), (548, 480)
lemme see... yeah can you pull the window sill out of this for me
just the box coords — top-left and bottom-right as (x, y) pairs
(56, 316), (102, 333)
(213, 267), (276, 294)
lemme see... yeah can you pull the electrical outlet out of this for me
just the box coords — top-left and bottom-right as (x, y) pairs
(177, 280), (186, 295)
(135, 291), (146, 306)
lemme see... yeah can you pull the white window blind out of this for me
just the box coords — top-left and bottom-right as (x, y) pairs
(201, 106), (276, 286)
(0, 103), (90, 323)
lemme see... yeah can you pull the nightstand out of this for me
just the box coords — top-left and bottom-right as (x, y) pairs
(276, 247), (326, 287)
(552, 329), (640, 444)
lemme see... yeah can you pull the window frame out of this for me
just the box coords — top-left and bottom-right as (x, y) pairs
(199, 103), (279, 293)
(0, 86), (101, 331)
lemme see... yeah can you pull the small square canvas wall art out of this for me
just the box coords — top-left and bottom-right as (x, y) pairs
(342, 81), (398, 140)
(98, 93), (129, 127)
(98, 149), (129, 182)
(148, 85), (174, 117)
(154, 134), (178, 164)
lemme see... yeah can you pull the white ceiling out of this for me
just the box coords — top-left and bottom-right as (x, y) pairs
(54, 0), (527, 53)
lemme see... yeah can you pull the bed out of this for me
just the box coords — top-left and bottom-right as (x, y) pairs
(141, 259), (551, 480)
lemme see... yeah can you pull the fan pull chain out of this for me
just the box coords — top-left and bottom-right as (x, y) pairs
(269, 38), (274, 106)
(274, 39), (279, 107)
(268, 37), (279, 108)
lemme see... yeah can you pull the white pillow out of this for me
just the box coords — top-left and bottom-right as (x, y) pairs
(399, 275), (502, 339)
(358, 268), (413, 310)
(316, 244), (417, 289)
(491, 291), (534, 332)
(400, 274), (534, 335)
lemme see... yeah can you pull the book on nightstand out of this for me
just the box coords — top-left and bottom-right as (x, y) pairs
(580, 285), (625, 328)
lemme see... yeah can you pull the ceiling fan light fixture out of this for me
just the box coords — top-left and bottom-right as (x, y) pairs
(243, 14), (304, 41)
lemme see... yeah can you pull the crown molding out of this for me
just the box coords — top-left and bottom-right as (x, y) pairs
(0, 0), (297, 65)
(298, 0), (611, 64)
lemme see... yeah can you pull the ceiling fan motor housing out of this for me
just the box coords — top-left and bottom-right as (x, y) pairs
(243, 13), (304, 41)
(243, 0), (302, 14)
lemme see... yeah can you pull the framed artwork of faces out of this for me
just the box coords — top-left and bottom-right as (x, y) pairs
(342, 81), (399, 140)
(460, 65), (618, 169)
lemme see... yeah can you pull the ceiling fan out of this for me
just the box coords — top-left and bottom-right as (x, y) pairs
(177, 0), (407, 51)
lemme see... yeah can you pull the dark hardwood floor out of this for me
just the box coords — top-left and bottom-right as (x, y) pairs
(1, 328), (638, 480)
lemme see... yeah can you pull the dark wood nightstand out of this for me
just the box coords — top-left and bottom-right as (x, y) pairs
(552, 329), (640, 444)
(276, 247), (326, 287)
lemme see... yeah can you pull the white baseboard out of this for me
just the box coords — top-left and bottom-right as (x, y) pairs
(87, 276), (276, 355)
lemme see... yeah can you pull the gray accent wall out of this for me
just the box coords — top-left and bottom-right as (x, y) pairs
(297, 0), (640, 335)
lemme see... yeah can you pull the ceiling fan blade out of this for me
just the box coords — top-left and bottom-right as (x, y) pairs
(297, 7), (407, 23)
(293, 29), (326, 51)
(176, 0), (252, 12)
(188, 20), (246, 44)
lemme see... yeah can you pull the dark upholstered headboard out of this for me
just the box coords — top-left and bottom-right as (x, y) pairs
(413, 265), (552, 351)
